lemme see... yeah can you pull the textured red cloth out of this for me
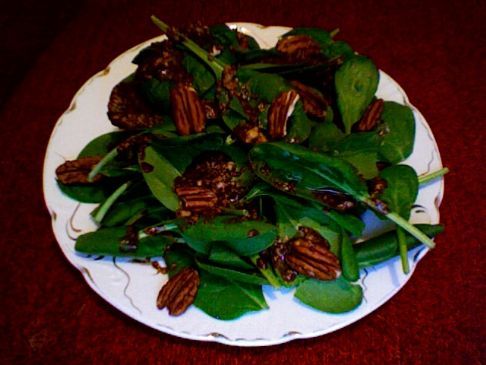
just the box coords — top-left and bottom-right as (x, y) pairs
(1, 0), (484, 363)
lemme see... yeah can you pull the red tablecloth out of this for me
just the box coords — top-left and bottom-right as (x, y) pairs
(1, 0), (484, 363)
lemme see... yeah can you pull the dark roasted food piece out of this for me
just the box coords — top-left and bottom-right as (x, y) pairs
(108, 81), (164, 129)
(276, 35), (322, 63)
(133, 41), (189, 83)
(268, 90), (300, 139)
(285, 227), (341, 280)
(233, 122), (268, 144)
(156, 268), (200, 316)
(56, 156), (103, 185)
(174, 153), (248, 218)
(355, 98), (384, 132)
(170, 83), (206, 135)
(290, 80), (329, 118)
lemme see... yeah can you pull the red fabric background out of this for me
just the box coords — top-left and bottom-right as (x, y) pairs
(1, 0), (484, 363)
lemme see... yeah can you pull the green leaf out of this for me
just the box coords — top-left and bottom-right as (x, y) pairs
(378, 101), (416, 164)
(379, 165), (418, 219)
(237, 69), (290, 102)
(340, 229), (359, 281)
(355, 224), (444, 268)
(335, 56), (379, 134)
(139, 146), (180, 211)
(332, 132), (382, 179)
(208, 246), (254, 270)
(98, 195), (169, 227)
(57, 180), (114, 203)
(164, 245), (194, 277)
(181, 217), (277, 256)
(295, 277), (363, 314)
(249, 142), (368, 200)
(75, 227), (171, 257)
(152, 133), (248, 174)
(139, 78), (171, 112)
(194, 271), (268, 320)
(182, 54), (216, 94)
(222, 110), (244, 130)
(324, 40), (355, 60)
(286, 101), (313, 144)
(308, 121), (344, 151)
(78, 131), (131, 158)
(325, 210), (364, 237)
(196, 260), (268, 285)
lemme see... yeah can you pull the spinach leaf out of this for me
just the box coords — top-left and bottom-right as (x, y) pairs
(78, 131), (131, 158)
(181, 217), (277, 256)
(56, 178), (124, 203)
(332, 132), (382, 179)
(250, 142), (435, 248)
(286, 101), (313, 144)
(139, 146), (180, 211)
(295, 277), (363, 313)
(139, 78), (171, 112)
(378, 101), (416, 164)
(250, 142), (368, 199)
(324, 40), (355, 60)
(208, 246), (254, 270)
(325, 210), (364, 237)
(379, 164), (419, 273)
(222, 110), (244, 130)
(308, 120), (344, 151)
(379, 165), (418, 219)
(272, 194), (340, 249)
(237, 69), (290, 102)
(75, 227), (171, 257)
(182, 53), (215, 95)
(152, 133), (248, 172)
(98, 195), (170, 227)
(164, 245), (194, 277)
(196, 260), (268, 285)
(194, 271), (268, 320)
(335, 56), (379, 134)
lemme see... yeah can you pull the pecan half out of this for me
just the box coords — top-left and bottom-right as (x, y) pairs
(290, 80), (328, 118)
(175, 186), (218, 212)
(170, 83), (206, 135)
(268, 90), (300, 139)
(356, 99), (384, 132)
(55, 156), (102, 185)
(276, 35), (322, 62)
(157, 268), (200, 316)
(286, 236), (341, 281)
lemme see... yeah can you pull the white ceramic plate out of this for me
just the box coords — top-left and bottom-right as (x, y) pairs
(43, 23), (444, 346)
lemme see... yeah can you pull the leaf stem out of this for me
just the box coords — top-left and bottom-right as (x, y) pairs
(362, 197), (436, 248)
(250, 256), (281, 288)
(396, 227), (410, 273)
(93, 181), (131, 224)
(138, 221), (180, 240)
(418, 167), (449, 185)
(150, 15), (225, 78)
(88, 147), (118, 182)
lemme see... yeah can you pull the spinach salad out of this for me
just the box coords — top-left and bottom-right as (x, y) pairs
(55, 16), (447, 320)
